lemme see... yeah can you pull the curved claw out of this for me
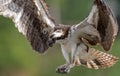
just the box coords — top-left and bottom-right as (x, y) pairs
(56, 64), (70, 74)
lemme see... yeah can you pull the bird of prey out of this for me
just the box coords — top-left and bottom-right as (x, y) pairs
(0, 0), (119, 74)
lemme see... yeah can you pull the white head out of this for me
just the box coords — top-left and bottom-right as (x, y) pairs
(48, 26), (70, 46)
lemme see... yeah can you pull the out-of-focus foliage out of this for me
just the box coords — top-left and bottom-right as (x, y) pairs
(0, 0), (120, 76)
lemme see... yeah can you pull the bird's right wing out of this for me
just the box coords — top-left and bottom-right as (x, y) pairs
(71, 0), (118, 51)
(0, 0), (57, 53)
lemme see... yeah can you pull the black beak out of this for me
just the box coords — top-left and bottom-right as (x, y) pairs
(48, 38), (56, 47)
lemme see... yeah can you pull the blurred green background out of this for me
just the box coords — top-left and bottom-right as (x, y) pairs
(0, 0), (120, 76)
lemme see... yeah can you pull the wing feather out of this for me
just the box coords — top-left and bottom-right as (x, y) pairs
(73, 0), (118, 51)
(0, 0), (56, 53)
(94, 0), (118, 51)
(91, 0), (118, 51)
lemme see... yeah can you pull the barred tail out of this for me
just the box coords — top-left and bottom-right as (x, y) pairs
(78, 48), (118, 69)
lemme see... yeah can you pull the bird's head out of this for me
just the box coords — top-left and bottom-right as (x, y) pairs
(48, 25), (70, 47)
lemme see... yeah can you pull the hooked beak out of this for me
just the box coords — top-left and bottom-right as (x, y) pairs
(48, 35), (56, 47)
(48, 38), (55, 47)
(48, 31), (63, 47)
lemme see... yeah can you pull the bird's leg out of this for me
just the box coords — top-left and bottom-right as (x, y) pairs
(56, 44), (78, 74)
(70, 43), (80, 67)
(56, 44), (71, 74)
(71, 43), (79, 65)
(57, 43), (81, 74)
(56, 43), (79, 74)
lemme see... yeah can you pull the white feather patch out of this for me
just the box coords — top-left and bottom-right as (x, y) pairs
(33, 0), (55, 28)
(87, 5), (98, 24)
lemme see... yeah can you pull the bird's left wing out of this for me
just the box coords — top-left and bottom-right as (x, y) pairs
(71, 0), (118, 51)
(0, 0), (57, 53)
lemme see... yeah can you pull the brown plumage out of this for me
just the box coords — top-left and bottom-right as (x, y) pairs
(0, 0), (118, 74)
(72, 0), (118, 51)
(0, 0), (56, 53)
(92, 0), (118, 51)
(77, 48), (118, 69)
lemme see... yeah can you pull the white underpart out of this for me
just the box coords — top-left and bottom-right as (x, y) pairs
(60, 38), (77, 64)
(52, 31), (63, 38)
(34, 0), (55, 28)
(76, 43), (89, 59)
(87, 5), (98, 24)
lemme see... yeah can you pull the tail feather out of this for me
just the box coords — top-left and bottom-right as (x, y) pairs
(78, 48), (118, 69)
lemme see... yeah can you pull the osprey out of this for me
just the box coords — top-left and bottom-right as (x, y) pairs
(0, 0), (119, 74)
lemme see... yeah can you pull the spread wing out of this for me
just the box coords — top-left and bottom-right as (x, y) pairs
(0, 0), (56, 53)
(72, 0), (118, 51)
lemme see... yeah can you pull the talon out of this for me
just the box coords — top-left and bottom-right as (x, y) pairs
(56, 64), (70, 74)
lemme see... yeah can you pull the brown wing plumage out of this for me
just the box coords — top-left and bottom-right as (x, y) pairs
(0, 0), (56, 53)
(77, 48), (118, 69)
(93, 0), (118, 51)
(84, 0), (118, 51)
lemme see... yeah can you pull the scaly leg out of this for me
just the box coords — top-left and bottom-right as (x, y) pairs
(57, 43), (78, 74)
(56, 44), (71, 74)
(56, 42), (88, 74)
